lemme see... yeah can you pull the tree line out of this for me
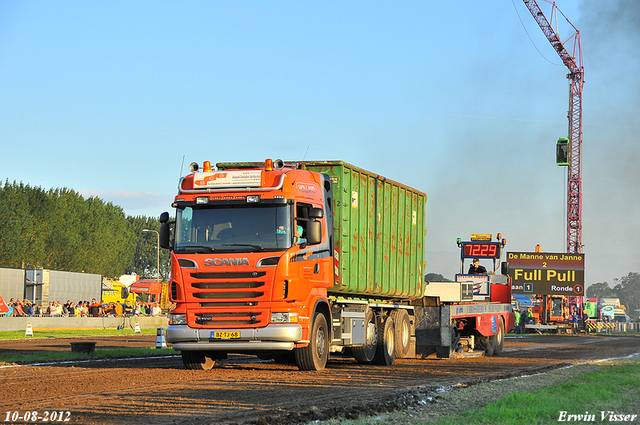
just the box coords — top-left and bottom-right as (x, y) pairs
(0, 181), (170, 280)
(586, 272), (640, 320)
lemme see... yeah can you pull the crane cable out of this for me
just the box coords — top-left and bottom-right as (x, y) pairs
(511, 0), (563, 67)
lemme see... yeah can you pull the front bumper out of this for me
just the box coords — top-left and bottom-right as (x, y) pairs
(166, 323), (303, 352)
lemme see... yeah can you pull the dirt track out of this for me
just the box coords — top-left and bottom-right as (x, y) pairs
(1, 334), (639, 425)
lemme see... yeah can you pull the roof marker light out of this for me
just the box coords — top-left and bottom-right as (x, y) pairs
(203, 161), (213, 172)
(265, 159), (273, 171)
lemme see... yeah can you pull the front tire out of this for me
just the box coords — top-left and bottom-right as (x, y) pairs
(295, 312), (329, 371)
(181, 351), (215, 370)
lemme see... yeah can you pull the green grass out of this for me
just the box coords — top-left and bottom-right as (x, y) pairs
(316, 359), (640, 425)
(0, 327), (159, 340)
(427, 361), (640, 425)
(0, 328), (174, 365)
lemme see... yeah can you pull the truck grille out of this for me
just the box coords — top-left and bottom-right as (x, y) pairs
(193, 291), (264, 299)
(186, 270), (271, 328)
(195, 311), (263, 325)
(191, 272), (266, 279)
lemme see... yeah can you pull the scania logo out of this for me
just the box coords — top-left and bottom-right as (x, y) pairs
(204, 257), (250, 267)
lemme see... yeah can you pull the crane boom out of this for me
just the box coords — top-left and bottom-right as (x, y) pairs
(523, 0), (584, 254)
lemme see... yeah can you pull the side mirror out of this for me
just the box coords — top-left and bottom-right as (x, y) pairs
(310, 207), (324, 219)
(501, 261), (509, 276)
(159, 212), (171, 249)
(306, 221), (322, 245)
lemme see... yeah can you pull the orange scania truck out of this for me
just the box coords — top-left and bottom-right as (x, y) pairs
(160, 159), (514, 371)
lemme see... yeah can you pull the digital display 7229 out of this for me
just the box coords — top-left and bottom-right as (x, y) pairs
(461, 242), (500, 259)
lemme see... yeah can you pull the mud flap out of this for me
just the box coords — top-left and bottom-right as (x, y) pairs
(437, 305), (453, 358)
(414, 302), (454, 358)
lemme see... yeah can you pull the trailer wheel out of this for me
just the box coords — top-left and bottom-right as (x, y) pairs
(493, 319), (505, 356)
(373, 313), (395, 365)
(391, 309), (411, 358)
(295, 312), (329, 371)
(353, 308), (377, 363)
(181, 351), (215, 370)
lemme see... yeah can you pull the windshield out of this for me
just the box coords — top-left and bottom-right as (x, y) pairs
(175, 204), (293, 252)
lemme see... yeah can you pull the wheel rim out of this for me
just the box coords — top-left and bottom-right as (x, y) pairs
(367, 319), (377, 348)
(316, 324), (327, 358)
(401, 320), (410, 348)
(386, 322), (395, 356)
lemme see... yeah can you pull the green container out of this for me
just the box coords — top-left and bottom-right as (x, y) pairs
(300, 161), (427, 300)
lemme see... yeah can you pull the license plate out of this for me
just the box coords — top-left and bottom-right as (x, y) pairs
(212, 331), (240, 339)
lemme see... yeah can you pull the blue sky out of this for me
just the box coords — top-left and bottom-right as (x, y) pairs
(1, 1), (638, 286)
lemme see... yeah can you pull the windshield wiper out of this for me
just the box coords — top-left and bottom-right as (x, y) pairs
(221, 243), (265, 251)
(176, 245), (216, 253)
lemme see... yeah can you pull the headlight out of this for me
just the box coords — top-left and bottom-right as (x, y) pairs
(168, 314), (187, 325)
(271, 312), (298, 323)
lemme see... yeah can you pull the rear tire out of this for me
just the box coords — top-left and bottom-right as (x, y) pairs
(391, 309), (411, 358)
(295, 312), (329, 371)
(475, 335), (495, 356)
(486, 335), (496, 356)
(372, 313), (395, 366)
(181, 351), (215, 370)
(353, 308), (377, 363)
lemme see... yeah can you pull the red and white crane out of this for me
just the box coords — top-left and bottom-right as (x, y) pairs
(523, 0), (584, 254)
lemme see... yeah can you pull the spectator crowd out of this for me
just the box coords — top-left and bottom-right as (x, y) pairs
(2, 298), (164, 318)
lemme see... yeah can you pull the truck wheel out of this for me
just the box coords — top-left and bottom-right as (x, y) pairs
(486, 335), (496, 356)
(295, 312), (329, 371)
(353, 308), (377, 363)
(373, 313), (395, 366)
(181, 351), (215, 370)
(391, 309), (411, 358)
(475, 335), (495, 356)
(493, 319), (505, 356)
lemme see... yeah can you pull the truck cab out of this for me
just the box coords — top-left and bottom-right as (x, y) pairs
(160, 159), (335, 371)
